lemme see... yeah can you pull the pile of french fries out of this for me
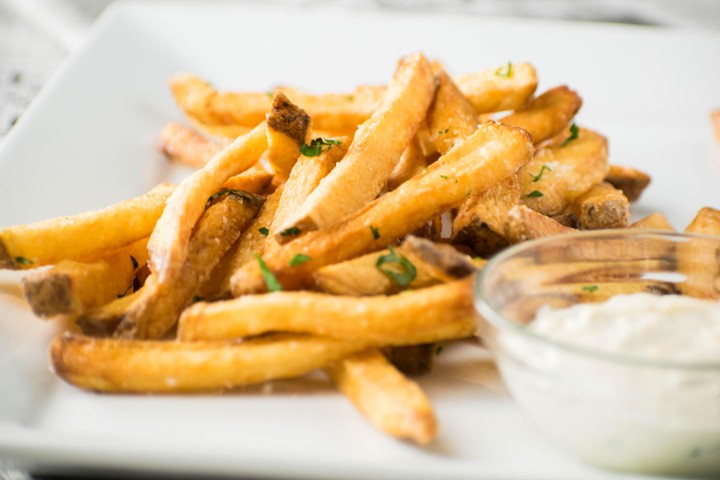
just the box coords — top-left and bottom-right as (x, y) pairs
(5, 52), (718, 445)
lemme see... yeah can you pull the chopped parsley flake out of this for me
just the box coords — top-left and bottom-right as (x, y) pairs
(280, 226), (301, 237)
(526, 190), (544, 198)
(436, 346), (444, 356)
(582, 285), (600, 293)
(530, 165), (552, 183)
(495, 62), (513, 78)
(289, 253), (312, 267)
(370, 225), (380, 240)
(438, 127), (450, 135)
(376, 245), (417, 287)
(561, 123), (580, 147)
(15, 256), (33, 266)
(130, 255), (139, 270)
(300, 137), (343, 157)
(440, 175), (449, 180)
(258, 227), (270, 237)
(256, 255), (282, 292)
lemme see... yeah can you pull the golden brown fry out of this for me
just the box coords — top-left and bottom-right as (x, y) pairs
(570, 182), (630, 230)
(115, 193), (263, 339)
(500, 86), (582, 144)
(0, 183), (174, 270)
(169, 73), (383, 135)
(50, 332), (367, 393)
(604, 164), (651, 203)
(271, 138), (349, 244)
(630, 213), (675, 231)
(455, 62), (538, 113)
(518, 127), (609, 216)
(221, 166), (274, 194)
(387, 137), (427, 191)
(230, 122), (533, 294)
(678, 207), (720, 299)
(326, 350), (436, 445)
(148, 122), (267, 282)
(180, 279), (475, 345)
(158, 122), (226, 168)
(275, 52), (436, 235)
(20, 239), (147, 318)
(504, 205), (576, 243)
(314, 236), (475, 296)
(427, 67), (478, 155)
(265, 92), (311, 179)
(452, 176), (520, 256)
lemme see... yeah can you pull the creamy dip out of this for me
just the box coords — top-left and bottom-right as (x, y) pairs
(530, 293), (720, 362)
(496, 293), (720, 476)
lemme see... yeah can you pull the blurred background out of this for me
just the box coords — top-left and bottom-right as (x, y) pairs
(1, 0), (719, 141)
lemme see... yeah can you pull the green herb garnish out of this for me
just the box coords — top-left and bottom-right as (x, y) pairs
(495, 62), (513, 78)
(561, 123), (579, 147)
(526, 190), (544, 198)
(205, 189), (258, 208)
(376, 245), (417, 287)
(130, 255), (139, 270)
(436, 346), (444, 356)
(256, 255), (282, 292)
(582, 285), (600, 293)
(289, 253), (311, 267)
(258, 227), (270, 237)
(300, 137), (343, 157)
(438, 127), (450, 135)
(15, 256), (33, 266)
(440, 175), (449, 180)
(530, 165), (552, 183)
(370, 225), (380, 240)
(280, 226), (301, 237)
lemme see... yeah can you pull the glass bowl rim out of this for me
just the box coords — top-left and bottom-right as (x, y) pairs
(475, 228), (720, 370)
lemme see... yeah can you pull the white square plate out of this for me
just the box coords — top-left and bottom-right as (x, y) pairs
(1, 2), (719, 479)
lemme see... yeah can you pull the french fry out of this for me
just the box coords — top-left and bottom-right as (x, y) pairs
(75, 291), (141, 336)
(170, 73), (384, 135)
(230, 122), (533, 294)
(115, 192), (263, 339)
(570, 182), (630, 230)
(314, 236), (476, 295)
(387, 137), (427, 191)
(221, 166), (274, 194)
(452, 175), (520, 256)
(427, 67), (478, 155)
(604, 164), (651, 202)
(455, 62), (538, 113)
(326, 350), (437, 445)
(271, 138), (349, 244)
(504, 205), (576, 243)
(20, 239), (148, 318)
(678, 207), (720, 299)
(518, 127), (609, 216)
(148, 122), (267, 282)
(0, 183), (174, 270)
(630, 213), (675, 231)
(50, 332), (368, 393)
(157, 121), (228, 168)
(500, 86), (582, 144)
(265, 92), (312, 179)
(274, 52), (435, 235)
(180, 279), (475, 345)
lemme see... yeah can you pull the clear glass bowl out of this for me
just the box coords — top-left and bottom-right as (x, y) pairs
(474, 230), (720, 477)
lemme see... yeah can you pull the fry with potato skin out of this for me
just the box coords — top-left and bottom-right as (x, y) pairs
(678, 207), (720, 299)
(50, 332), (368, 393)
(504, 205), (576, 244)
(20, 239), (147, 318)
(180, 279), (475, 345)
(500, 86), (582, 144)
(571, 182), (630, 230)
(326, 350), (437, 445)
(275, 52), (436, 235)
(230, 122), (534, 294)
(115, 193), (263, 339)
(518, 127), (609, 216)
(604, 164), (651, 203)
(158, 122), (226, 169)
(148, 122), (267, 282)
(0, 183), (174, 270)
(455, 62), (538, 114)
(265, 92), (311, 180)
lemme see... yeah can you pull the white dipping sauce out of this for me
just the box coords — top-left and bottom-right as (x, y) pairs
(498, 293), (720, 476)
(531, 293), (720, 362)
